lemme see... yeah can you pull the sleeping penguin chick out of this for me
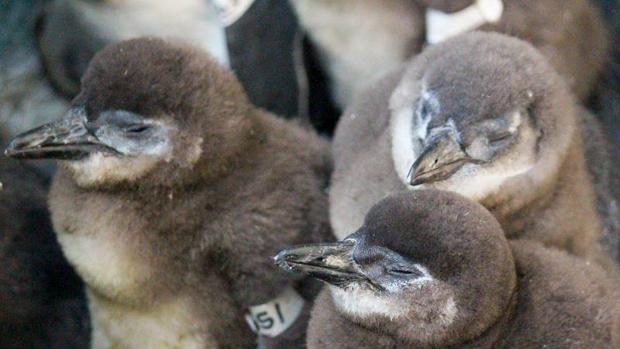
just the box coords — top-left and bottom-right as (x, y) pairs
(330, 32), (617, 270)
(290, 0), (424, 109)
(0, 133), (89, 349)
(6, 37), (331, 349)
(417, 0), (608, 100)
(277, 190), (620, 349)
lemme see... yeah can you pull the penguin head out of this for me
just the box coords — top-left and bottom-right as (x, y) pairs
(390, 32), (574, 201)
(6, 37), (253, 188)
(277, 190), (516, 345)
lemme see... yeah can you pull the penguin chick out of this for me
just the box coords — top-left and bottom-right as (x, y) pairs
(37, 0), (228, 97)
(417, 0), (608, 100)
(330, 32), (615, 270)
(294, 0), (606, 111)
(0, 132), (89, 349)
(290, 0), (424, 109)
(6, 37), (331, 349)
(277, 190), (620, 349)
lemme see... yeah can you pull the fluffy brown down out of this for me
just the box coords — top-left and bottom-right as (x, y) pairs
(330, 32), (617, 272)
(48, 38), (331, 349)
(307, 191), (620, 349)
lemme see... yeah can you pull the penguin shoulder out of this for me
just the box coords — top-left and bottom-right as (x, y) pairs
(505, 239), (620, 347)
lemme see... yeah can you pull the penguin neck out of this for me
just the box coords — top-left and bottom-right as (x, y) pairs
(328, 283), (519, 348)
(480, 132), (601, 256)
(456, 286), (518, 349)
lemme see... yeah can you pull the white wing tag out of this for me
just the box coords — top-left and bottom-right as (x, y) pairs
(211, 0), (256, 26)
(426, 0), (504, 44)
(245, 286), (305, 338)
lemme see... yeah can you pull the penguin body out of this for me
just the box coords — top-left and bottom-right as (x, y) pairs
(293, 0), (606, 111)
(7, 38), (331, 349)
(277, 190), (620, 349)
(290, 0), (424, 109)
(330, 32), (616, 269)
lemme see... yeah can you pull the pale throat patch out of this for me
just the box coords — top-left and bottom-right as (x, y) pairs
(426, 0), (504, 44)
(329, 265), (437, 320)
(67, 152), (164, 187)
(390, 85), (438, 185)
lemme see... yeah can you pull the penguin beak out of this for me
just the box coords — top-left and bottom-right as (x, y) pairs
(4, 109), (117, 160)
(408, 129), (476, 186)
(275, 240), (383, 291)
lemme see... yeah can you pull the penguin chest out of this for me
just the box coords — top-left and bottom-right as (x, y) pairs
(51, 191), (156, 300)
(88, 292), (212, 349)
(56, 230), (155, 300)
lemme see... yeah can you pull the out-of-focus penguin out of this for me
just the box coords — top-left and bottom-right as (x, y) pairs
(293, 0), (606, 112)
(290, 0), (424, 109)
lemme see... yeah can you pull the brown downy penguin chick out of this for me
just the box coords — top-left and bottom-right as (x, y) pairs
(0, 133), (90, 348)
(290, 0), (425, 109)
(277, 190), (620, 349)
(330, 32), (617, 270)
(6, 37), (331, 349)
(417, 0), (608, 100)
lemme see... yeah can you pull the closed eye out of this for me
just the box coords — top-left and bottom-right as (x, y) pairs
(388, 268), (418, 275)
(488, 132), (512, 144)
(125, 125), (150, 134)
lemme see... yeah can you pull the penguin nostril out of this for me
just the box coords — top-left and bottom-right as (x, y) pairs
(281, 253), (298, 262)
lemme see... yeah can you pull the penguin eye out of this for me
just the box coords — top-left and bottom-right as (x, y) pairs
(389, 269), (414, 275)
(387, 266), (421, 276)
(488, 131), (512, 145)
(125, 125), (151, 134)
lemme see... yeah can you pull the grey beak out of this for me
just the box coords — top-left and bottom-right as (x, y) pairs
(408, 129), (477, 186)
(275, 240), (382, 290)
(5, 109), (116, 160)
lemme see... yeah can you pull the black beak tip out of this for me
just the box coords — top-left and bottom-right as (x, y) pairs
(4, 143), (18, 158)
(409, 176), (425, 187)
